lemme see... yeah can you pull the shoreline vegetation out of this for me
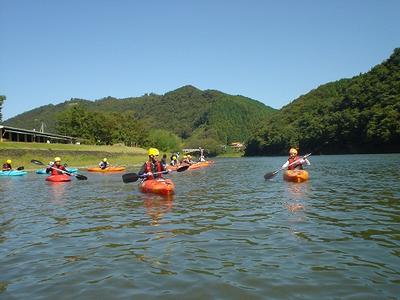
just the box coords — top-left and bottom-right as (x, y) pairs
(0, 142), (148, 171)
(0, 142), (242, 171)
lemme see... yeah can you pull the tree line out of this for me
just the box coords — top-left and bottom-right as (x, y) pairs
(245, 48), (400, 155)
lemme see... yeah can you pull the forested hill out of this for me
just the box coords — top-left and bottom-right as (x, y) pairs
(4, 86), (276, 150)
(246, 48), (400, 155)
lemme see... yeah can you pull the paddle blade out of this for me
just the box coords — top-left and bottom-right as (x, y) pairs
(122, 173), (140, 183)
(264, 169), (280, 180)
(17, 166), (25, 171)
(176, 165), (190, 172)
(31, 159), (44, 166)
(75, 174), (87, 180)
(264, 171), (276, 180)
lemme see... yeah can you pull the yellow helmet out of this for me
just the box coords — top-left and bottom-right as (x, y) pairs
(103, 158), (107, 162)
(187, 155), (192, 158)
(6, 159), (12, 164)
(289, 148), (298, 155)
(54, 157), (61, 162)
(148, 148), (159, 156)
(172, 155), (177, 160)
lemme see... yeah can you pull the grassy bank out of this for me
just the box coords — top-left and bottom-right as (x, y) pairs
(0, 142), (148, 170)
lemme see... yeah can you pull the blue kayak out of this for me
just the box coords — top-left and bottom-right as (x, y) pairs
(36, 168), (78, 174)
(0, 170), (28, 176)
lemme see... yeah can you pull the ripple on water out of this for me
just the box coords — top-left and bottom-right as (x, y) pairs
(1, 155), (400, 299)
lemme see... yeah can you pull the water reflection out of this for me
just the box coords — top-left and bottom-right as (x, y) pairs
(1, 155), (400, 299)
(140, 194), (174, 226)
(47, 182), (68, 205)
(284, 181), (310, 212)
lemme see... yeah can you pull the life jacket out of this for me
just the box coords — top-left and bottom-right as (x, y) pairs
(99, 162), (109, 169)
(288, 156), (303, 170)
(2, 163), (12, 171)
(49, 164), (66, 175)
(144, 160), (163, 179)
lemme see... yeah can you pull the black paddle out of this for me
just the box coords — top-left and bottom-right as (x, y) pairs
(16, 166), (24, 170)
(264, 153), (311, 180)
(122, 164), (189, 183)
(31, 159), (87, 180)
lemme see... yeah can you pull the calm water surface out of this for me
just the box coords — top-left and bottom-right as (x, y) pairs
(1, 154), (400, 299)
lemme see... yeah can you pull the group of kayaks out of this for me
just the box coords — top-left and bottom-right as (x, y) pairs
(1, 166), (127, 183)
(2, 159), (310, 195)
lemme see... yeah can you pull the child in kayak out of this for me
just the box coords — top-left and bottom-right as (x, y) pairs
(2, 159), (12, 171)
(99, 158), (109, 170)
(138, 148), (168, 180)
(46, 157), (68, 175)
(281, 148), (310, 170)
(170, 155), (179, 166)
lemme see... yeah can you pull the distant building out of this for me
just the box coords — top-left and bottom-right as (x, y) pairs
(0, 125), (77, 144)
(230, 142), (245, 151)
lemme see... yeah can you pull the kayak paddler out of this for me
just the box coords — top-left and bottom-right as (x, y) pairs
(281, 148), (310, 170)
(99, 158), (109, 170)
(46, 157), (68, 175)
(138, 148), (168, 180)
(2, 159), (12, 171)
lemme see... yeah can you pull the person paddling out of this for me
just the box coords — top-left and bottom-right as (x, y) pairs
(281, 148), (310, 170)
(138, 148), (168, 180)
(99, 158), (109, 170)
(2, 159), (12, 171)
(161, 154), (168, 168)
(170, 155), (179, 166)
(46, 157), (68, 175)
(181, 155), (194, 165)
(199, 147), (206, 162)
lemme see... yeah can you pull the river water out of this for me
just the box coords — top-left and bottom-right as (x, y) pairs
(1, 154), (399, 299)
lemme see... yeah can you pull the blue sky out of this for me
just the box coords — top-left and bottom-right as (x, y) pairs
(1, 0), (399, 120)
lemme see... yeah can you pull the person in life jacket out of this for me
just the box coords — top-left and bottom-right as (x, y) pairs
(281, 148), (310, 170)
(2, 159), (12, 171)
(99, 158), (109, 169)
(198, 147), (206, 162)
(46, 157), (68, 175)
(138, 148), (167, 180)
(181, 154), (194, 165)
(161, 154), (167, 168)
(170, 155), (179, 166)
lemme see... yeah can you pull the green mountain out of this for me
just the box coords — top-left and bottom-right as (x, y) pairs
(246, 48), (400, 155)
(4, 86), (277, 148)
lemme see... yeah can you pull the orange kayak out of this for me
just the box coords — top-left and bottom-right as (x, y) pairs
(166, 165), (179, 172)
(188, 161), (214, 170)
(87, 166), (126, 172)
(283, 170), (309, 183)
(139, 178), (175, 195)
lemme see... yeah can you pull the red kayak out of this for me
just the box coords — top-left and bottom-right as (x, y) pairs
(46, 174), (71, 182)
(139, 178), (175, 195)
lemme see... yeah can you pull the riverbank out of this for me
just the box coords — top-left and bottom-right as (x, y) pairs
(0, 142), (148, 170)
